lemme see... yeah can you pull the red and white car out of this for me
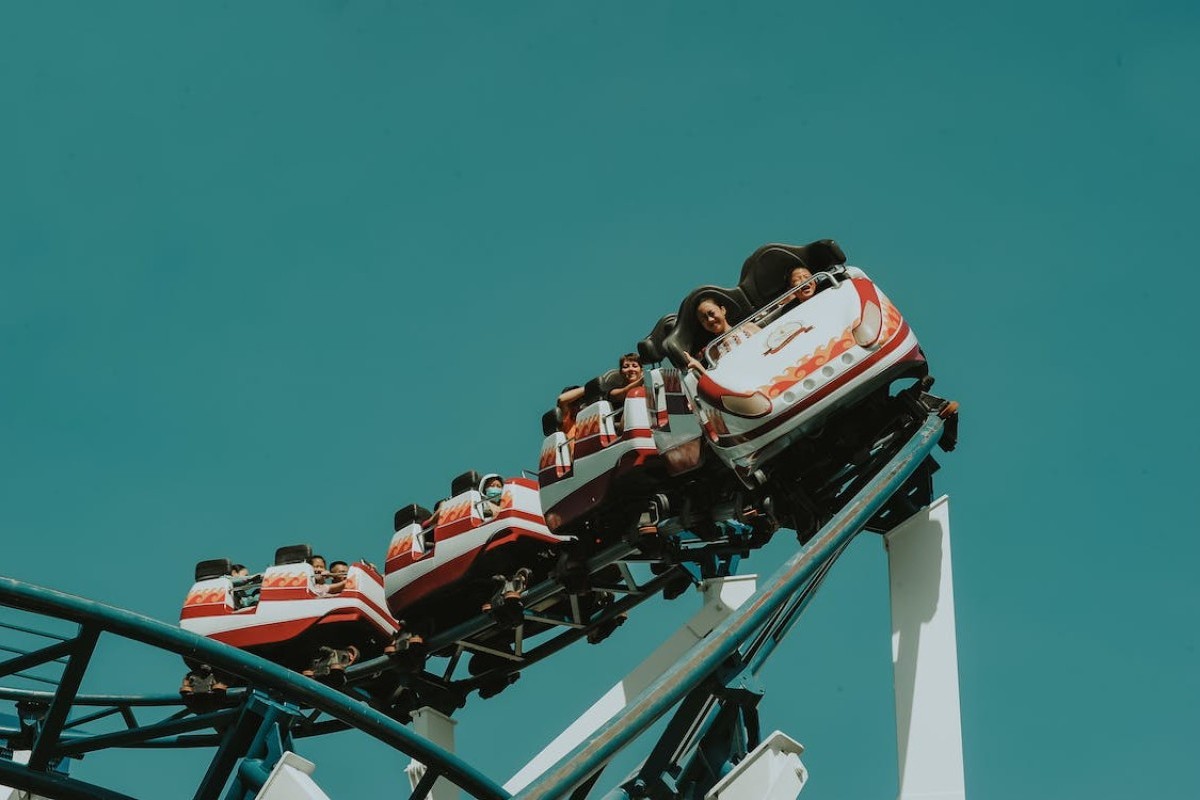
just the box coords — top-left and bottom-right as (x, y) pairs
(179, 547), (398, 669)
(384, 472), (573, 628)
(662, 241), (928, 484)
(536, 363), (703, 534)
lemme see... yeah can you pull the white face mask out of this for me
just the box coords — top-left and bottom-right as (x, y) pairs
(485, 486), (503, 501)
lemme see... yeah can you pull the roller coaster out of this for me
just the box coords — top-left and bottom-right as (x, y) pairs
(1, 241), (963, 800)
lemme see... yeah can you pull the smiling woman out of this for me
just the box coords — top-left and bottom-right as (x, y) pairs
(694, 294), (763, 362)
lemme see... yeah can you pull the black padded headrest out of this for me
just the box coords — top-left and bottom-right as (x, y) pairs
(737, 240), (847, 306)
(195, 558), (232, 582)
(451, 470), (482, 497)
(542, 409), (559, 437)
(394, 504), (432, 531)
(274, 544), (312, 566)
(584, 369), (625, 403)
(660, 286), (753, 368)
(638, 314), (677, 364)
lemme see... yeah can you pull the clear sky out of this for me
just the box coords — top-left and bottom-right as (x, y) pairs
(2, 2), (1197, 798)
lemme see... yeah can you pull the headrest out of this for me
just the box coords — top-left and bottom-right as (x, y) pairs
(274, 544), (312, 566)
(584, 369), (625, 403)
(394, 503), (432, 531)
(660, 285), (753, 368)
(638, 314), (677, 363)
(451, 470), (482, 497)
(194, 558), (232, 582)
(541, 409), (559, 437)
(737, 240), (847, 306)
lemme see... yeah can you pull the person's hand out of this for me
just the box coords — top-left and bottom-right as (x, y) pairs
(685, 353), (703, 372)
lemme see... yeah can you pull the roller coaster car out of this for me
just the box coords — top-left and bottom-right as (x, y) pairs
(384, 472), (574, 631)
(536, 344), (704, 534)
(658, 240), (929, 485)
(179, 546), (399, 673)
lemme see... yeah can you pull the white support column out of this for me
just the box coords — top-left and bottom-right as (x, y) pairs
(504, 575), (760, 794)
(255, 752), (331, 800)
(884, 495), (966, 800)
(406, 706), (459, 800)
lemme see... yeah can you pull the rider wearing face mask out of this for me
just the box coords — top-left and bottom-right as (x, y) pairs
(479, 474), (506, 518)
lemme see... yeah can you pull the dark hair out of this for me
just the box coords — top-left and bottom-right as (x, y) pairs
(231, 563), (245, 572)
(618, 353), (640, 368)
(308, 555), (325, 564)
(695, 293), (726, 311)
(330, 560), (348, 570)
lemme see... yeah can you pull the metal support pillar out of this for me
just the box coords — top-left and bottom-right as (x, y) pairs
(406, 706), (459, 800)
(884, 495), (966, 800)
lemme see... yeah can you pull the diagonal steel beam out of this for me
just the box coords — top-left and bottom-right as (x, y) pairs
(194, 699), (274, 800)
(0, 642), (69, 663)
(0, 620), (70, 641)
(0, 686), (229, 706)
(60, 706), (240, 755)
(63, 704), (124, 731)
(28, 624), (100, 771)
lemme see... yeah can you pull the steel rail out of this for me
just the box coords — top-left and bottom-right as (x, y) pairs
(0, 687), (239, 706)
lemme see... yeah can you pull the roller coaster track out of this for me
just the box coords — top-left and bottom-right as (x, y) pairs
(0, 411), (948, 800)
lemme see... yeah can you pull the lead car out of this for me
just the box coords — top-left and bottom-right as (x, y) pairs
(640, 240), (956, 541)
(659, 241), (929, 484)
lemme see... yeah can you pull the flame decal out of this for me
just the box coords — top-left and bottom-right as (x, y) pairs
(758, 327), (857, 398)
(574, 413), (601, 439)
(184, 588), (228, 606)
(263, 571), (309, 589)
(539, 442), (557, 470)
(387, 535), (414, 561)
(437, 499), (472, 525)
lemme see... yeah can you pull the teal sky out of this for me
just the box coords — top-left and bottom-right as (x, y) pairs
(2, 2), (1197, 798)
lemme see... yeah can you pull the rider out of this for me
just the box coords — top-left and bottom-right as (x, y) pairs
(780, 264), (818, 314)
(479, 474), (505, 518)
(324, 561), (350, 594)
(686, 294), (761, 372)
(607, 353), (646, 402)
(308, 555), (329, 585)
